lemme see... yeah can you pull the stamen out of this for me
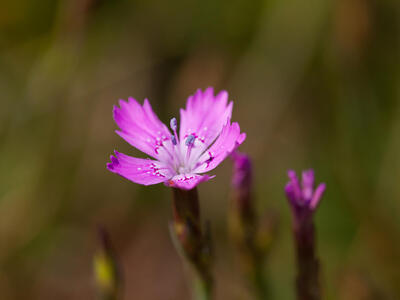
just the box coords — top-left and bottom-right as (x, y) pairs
(170, 118), (177, 131)
(185, 134), (196, 161)
(185, 134), (195, 146)
(171, 135), (177, 145)
(170, 117), (179, 145)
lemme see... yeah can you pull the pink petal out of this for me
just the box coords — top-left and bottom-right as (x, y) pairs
(107, 151), (174, 186)
(165, 174), (214, 190)
(113, 98), (173, 161)
(179, 88), (233, 160)
(285, 182), (297, 205)
(310, 182), (326, 210)
(193, 121), (246, 174)
(301, 169), (314, 201)
(288, 170), (302, 202)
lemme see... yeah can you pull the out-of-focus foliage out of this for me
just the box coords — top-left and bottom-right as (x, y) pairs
(0, 0), (399, 299)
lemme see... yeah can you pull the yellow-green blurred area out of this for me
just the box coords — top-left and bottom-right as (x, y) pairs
(1, 0), (400, 299)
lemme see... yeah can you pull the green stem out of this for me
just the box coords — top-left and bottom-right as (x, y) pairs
(171, 188), (214, 300)
(252, 262), (269, 300)
(193, 274), (213, 300)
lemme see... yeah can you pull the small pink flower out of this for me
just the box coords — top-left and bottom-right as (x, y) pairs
(107, 87), (246, 190)
(285, 169), (326, 213)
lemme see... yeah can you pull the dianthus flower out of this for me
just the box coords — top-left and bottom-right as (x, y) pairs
(284, 169), (326, 300)
(285, 169), (326, 222)
(107, 87), (246, 190)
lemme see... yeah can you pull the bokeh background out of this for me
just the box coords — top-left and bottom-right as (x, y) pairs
(1, 0), (400, 299)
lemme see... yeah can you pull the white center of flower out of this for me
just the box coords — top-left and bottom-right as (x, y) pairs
(165, 117), (207, 175)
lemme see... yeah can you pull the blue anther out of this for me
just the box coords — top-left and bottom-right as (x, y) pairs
(185, 134), (195, 146)
(171, 135), (177, 145)
(170, 117), (177, 131)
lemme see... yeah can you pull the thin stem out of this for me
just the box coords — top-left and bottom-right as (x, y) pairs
(232, 211), (270, 300)
(294, 219), (320, 300)
(252, 261), (269, 300)
(193, 274), (213, 300)
(94, 227), (122, 300)
(229, 152), (271, 300)
(171, 188), (213, 300)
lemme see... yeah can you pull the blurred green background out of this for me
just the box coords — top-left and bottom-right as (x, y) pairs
(1, 0), (400, 299)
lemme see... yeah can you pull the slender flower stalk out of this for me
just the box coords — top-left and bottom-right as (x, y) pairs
(229, 152), (277, 299)
(171, 188), (213, 300)
(285, 169), (326, 300)
(93, 227), (121, 300)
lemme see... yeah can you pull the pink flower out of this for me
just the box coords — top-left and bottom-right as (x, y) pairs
(107, 87), (246, 190)
(285, 169), (326, 215)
